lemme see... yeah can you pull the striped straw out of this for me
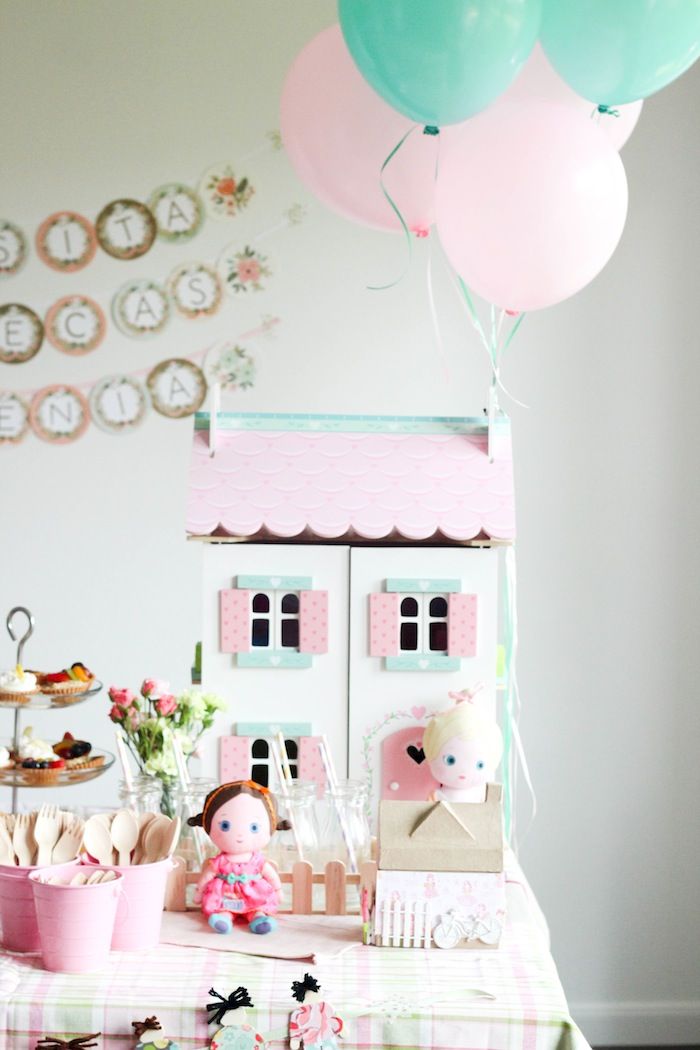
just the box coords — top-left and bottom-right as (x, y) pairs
(270, 736), (304, 862)
(317, 739), (358, 874)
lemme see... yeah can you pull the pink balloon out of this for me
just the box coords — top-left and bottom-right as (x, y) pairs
(436, 100), (628, 312)
(499, 43), (643, 152)
(280, 25), (438, 234)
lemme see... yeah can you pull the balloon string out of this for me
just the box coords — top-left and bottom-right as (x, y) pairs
(426, 235), (452, 385)
(367, 126), (419, 291)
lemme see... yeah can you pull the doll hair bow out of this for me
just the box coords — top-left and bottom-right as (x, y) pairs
(207, 987), (254, 1025)
(131, 1018), (161, 1041)
(36, 1038), (101, 1050)
(448, 682), (485, 705)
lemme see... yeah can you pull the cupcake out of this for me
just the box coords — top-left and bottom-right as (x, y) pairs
(53, 731), (103, 772)
(39, 662), (95, 697)
(0, 666), (39, 703)
(14, 727), (65, 784)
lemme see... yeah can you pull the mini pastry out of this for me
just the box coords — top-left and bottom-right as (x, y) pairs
(15, 727), (66, 783)
(39, 662), (95, 696)
(53, 731), (103, 771)
(0, 666), (38, 703)
(0, 745), (13, 769)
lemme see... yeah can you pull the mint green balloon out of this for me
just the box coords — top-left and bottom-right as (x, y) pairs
(541, 0), (700, 105)
(338, 0), (542, 127)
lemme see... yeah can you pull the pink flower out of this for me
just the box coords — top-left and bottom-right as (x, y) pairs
(237, 258), (260, 283)
(141, 678), (170, 699)
(155, 693), (178, 716)
(108, 686), (135, 706)
(109, 704), (126, 723)
(126, 707), (140, 730)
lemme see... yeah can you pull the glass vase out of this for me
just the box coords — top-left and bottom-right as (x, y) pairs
(118, 775), (164, 814)
(272, 780), (321, 871)
(171, 778), (218, 873)
(319, 779), (371, 871)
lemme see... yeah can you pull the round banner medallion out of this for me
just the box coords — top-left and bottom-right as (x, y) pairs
(148, 183), (204, 242)
(29, 385), (90, 444)
(90, 375), (149, 433)
(112, 279), (170, 338)
(146, 358), (207, 418)
(96, 199), (157, 260)
(45, 295), (106, 355)
(199, 163), (255, 220)
(0, 391), (29, 444)
(0, 304), (44, 363)
(218, 242), (271, 296)
(35, 211), (97, 272)
(168, 262), (223, 319)
(204, 341), (257, 391)
(0, 221), (27, 276)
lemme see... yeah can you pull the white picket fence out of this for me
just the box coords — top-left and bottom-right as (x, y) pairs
(372, 897), (433, 948)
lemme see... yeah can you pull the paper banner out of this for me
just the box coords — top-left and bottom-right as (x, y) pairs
(0, 304), (44, 363)
(112, 279), (170, 338)
(218, 243), (271, 296)
(148, 183), (204, 242)
(168, 262), (223, 319)
(44, 295), (106, 355)
(0, 221), (27, 277)
(90, 375), (149, 434)
(204, 341), (257, 391)
(0, 392), (29, 444)
(96, 199), (157, 259)
(29, 384), (90, 443)
(146, 358), (207, 417)
(35, 211), (97, 272)
(199, 163), (255, 219)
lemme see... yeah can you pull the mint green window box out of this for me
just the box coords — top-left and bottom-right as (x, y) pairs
(385, 655), (460, 672)
(238, 650), (312, 669)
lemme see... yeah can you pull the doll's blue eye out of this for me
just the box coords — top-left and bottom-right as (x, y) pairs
(250, 822), (260, 833)
(476, 761), (485, 770)
(443, 754), (456, 766)
(219, 819), (231, 832)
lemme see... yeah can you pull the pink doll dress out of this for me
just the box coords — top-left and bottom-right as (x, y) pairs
(201, 852), (279, 920)
(289, 1002), (342, 1050)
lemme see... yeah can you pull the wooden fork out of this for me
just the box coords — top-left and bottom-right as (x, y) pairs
(34, 804), (62, 867)
(12, 812), (35, 867)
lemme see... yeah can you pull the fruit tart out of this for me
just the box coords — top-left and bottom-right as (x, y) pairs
(53, 731), (104, 771)
(0, 666), (39, 703)
(39, 662), (95, 697)
(14, 727), (66, 784)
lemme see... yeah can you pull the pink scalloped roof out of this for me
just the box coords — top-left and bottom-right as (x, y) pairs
(186, 414), (515, 542)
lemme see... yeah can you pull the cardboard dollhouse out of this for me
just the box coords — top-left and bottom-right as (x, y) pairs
(186, 411), (515, 809)
(372, 786), (506, 949)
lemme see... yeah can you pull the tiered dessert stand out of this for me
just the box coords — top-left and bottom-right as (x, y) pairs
(1, 607), (114, 812)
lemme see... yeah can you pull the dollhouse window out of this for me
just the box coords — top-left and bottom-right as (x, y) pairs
(250, 590), (301, 651)
(250, 736), (298, 787)
(398, 593), (449, 654)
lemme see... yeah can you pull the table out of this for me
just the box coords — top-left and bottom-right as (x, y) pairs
(0, 866), (591, 1050)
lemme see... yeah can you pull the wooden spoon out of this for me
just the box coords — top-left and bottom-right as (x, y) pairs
(132, 812), (157, 864)
(82, 815), (113, 865)
(111, 809), (139, 866)
(159, 816), (181, 861)
(141, 814), (172, 864)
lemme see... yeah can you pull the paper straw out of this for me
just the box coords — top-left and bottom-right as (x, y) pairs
(317, 739), (358, 874)
(115, 732), (133, 792)
(270, 737), (304, 862)
(169, 731), (203, 867)
(276, 731), (294, 783)
(320, 733), (339, 790)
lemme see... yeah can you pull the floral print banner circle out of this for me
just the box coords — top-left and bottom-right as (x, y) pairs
(146, 358), (207, 418)
(45, 295), (106, 355)
(204, 341), (257, 391)
(29, 384), (90, 444)
(35, 211), (97, 272)
(0, 304), (44, 363)
(168, 262), (223, 319)
(0, 221), (27, 277)
(96, 199), (157, 259)
(148, 183), (204, 242)
(0, 391), (29, 444)
(199, 163), (255, 219)
(90, 375), (149, 433)
(112, 279), (170, 338)
(219, 243), (271, 295)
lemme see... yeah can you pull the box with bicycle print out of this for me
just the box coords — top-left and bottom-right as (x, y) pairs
(370, 785), (506, 950)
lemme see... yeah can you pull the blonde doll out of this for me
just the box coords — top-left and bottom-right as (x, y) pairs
(422, 684), (503, 803)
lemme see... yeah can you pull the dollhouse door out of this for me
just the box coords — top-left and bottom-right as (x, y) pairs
(381, 726), (439, 800)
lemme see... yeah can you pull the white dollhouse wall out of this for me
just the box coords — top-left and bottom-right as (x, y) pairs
(200, 540), (498, 811)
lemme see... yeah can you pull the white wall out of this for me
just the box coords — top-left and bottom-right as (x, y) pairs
(0, 2), (698, 1043)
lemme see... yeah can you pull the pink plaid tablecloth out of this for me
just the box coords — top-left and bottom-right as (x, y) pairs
(0, 866), (590, 1050)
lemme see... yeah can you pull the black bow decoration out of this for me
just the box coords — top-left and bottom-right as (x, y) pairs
(291, 973), (321, 1003)
(206, 987), (254, 1026)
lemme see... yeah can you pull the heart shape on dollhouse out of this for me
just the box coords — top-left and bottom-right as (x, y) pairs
(406, 745), (426, 765)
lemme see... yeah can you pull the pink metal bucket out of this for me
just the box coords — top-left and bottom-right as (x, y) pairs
(29, 863), (123, 972)
(83, 857), (174, 950)
(0, 858), (78, 952)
